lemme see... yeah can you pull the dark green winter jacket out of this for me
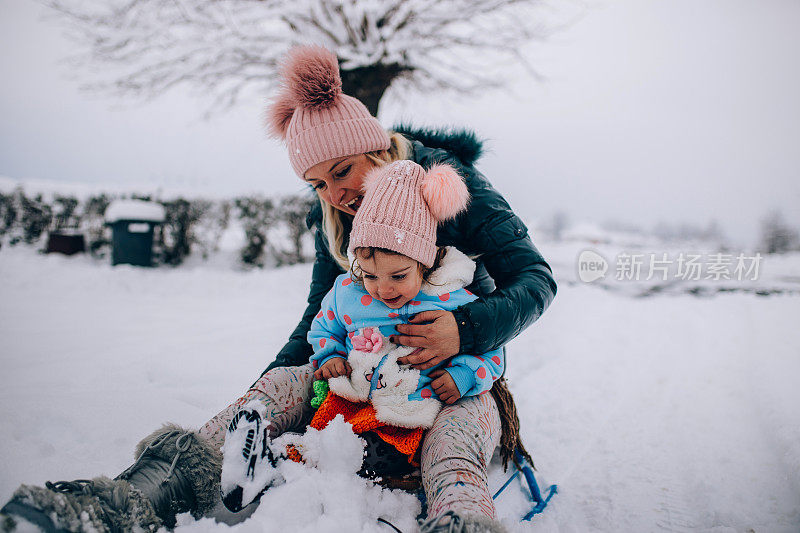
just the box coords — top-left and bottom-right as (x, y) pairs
(264, 126), (557, 373)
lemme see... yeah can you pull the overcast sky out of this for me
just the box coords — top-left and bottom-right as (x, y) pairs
(1, 0), (799, 247)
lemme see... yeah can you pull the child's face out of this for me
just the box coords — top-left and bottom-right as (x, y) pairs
(356, 251), (424, 309)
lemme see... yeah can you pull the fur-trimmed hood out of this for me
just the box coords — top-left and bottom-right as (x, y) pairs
(392, 124), (485, 167)
(420, 247), (475, 296)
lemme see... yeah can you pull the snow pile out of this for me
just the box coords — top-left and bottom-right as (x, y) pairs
(271, 415), (366, 475)
(105, 200), (166, 223)
(182, 416), (419, 533)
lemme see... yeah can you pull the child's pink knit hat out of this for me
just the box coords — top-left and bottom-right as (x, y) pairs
(349, 160), (470, 267)
(266, 45), (391, 178)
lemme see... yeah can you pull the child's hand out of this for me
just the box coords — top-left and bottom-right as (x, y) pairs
(428, 369), (462, 405)
(314, 357), (352, 380)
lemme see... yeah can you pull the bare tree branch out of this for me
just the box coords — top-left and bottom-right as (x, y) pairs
(39, 0), (560, 115)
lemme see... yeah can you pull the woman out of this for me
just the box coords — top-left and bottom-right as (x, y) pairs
(208, 46), (557, 532)
(0, 46), (555, 533)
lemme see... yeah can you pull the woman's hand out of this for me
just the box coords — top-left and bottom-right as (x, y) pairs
(314, 357), (352, 380)
(391, 310), (460, 370)
(428, 369), (462, 405)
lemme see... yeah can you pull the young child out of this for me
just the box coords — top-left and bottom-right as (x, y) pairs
(305, 159), (504, 469)
(220, 160), (504, 510)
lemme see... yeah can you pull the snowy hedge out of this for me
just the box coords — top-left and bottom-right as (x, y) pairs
(0, 187), (315, 267)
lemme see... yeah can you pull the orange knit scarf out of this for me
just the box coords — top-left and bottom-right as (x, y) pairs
(309, 393), (424, 466)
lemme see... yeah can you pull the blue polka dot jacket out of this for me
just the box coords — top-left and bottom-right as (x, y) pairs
(308, 247), (504, 429)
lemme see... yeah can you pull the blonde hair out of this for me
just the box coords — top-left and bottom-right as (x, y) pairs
(319, 131), (412, 271)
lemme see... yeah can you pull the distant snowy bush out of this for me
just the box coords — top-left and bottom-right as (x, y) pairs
(20, 195), (51, 244)
(83, 194), (112, 257)
(193, 200), (232, 261)
(233, 195), (315, 268)
(156, 198), (210, 266)
(235, 196), (275, 267)
(760, 210), (800, 254)
(0, 185), (314, 267)
(0, 191), (18, 243)
(272, 195), (315, 267)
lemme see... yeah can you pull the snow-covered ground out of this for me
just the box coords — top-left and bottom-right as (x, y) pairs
(1, 243), (799, 532)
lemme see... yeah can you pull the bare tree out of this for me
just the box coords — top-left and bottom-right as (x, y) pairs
(759, 210), (800, 254)
(545, 210), (569, 241)
(41, 0), (556, 115)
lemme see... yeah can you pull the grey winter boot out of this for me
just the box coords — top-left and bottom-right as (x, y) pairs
(123, 423), (222, 524)
(1, 478), (161, 533)
(0, 424), (222, 532)
(419, 510), (509, 533)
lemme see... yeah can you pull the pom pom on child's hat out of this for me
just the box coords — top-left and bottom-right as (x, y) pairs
(350, 160), (470, 268)
(266, 45), (390, 178)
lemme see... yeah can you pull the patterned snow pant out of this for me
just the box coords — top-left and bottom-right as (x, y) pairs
(198, 363), (502, 520)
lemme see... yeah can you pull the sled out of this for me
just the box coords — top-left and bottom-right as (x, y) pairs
(307, 379), (558, 529)
(375, 447), (556, 530)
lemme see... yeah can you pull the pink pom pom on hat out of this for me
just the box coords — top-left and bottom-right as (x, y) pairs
(350, 160), (470, 267)
(266, 45), (390, 178)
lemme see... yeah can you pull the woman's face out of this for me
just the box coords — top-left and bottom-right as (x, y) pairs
(304, 154), (376, 216)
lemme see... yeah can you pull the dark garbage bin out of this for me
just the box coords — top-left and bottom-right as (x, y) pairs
(104, 200), (165, 267)
(46, 230), (86, 256)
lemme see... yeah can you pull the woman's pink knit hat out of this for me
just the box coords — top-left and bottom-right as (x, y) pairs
(266, 45), (390, 178)
(350, 160), (470, 267)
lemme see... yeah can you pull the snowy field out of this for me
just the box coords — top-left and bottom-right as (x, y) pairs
(1, 243), (799, 532)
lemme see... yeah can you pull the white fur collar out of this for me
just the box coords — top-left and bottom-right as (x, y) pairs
(420, 247), (475, 296)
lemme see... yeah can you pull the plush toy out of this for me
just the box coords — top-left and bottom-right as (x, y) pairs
(310, 379), (329, 409)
